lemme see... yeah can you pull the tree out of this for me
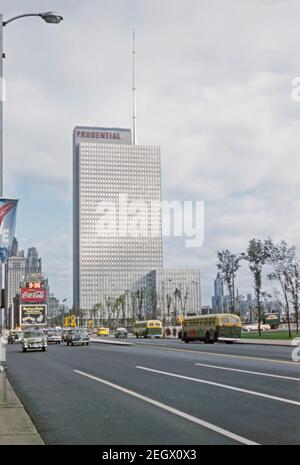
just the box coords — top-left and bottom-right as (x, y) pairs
(136, 289), (144, 321)
(246, 239), (269, 336)
(217, 250), (243, 313)
(173, 288), (181, 325)
(130, 292), (138, 325)
(91, 303), (102, 326)
(265, 239), (295, 338)
(286, 261), (300, 334)
(166, 294), (172, 321)
(105, 296), (113, 329)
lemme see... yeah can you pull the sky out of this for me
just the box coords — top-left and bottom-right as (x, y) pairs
(2, 0), (300, 306)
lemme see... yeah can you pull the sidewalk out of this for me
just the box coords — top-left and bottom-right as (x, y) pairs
(0, 376), (44, 445)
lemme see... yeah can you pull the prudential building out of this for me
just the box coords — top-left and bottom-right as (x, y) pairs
(73, 126), (163, 311)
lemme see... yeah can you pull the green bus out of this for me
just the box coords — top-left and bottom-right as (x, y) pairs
(264, 313), (280, 329)
(181, 313), (242, 344)
(134, 320), (163, 338)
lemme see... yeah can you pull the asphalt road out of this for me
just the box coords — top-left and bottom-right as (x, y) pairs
(6, 338), (300, 445)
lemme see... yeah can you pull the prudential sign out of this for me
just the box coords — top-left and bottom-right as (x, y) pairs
(0, 198), (18, 263)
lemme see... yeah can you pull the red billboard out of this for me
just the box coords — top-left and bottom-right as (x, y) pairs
(20, 287), (47, 303)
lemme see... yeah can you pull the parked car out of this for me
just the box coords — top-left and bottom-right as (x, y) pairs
(47, 330), (62, 344)
(97, 327), (109, 336)
(114, 327), (128, 338)
(242, 323), (271, 332)
(21, 330), (47, 352)
(8, 329), (23, 344)
(66, 329), (90, 346)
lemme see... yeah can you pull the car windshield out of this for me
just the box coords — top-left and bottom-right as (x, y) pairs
(24, 331), (43, 338)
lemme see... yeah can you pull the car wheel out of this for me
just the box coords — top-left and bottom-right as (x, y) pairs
(22, 348), (27, 352)
(42, 347), (46, 352)
(86, 342), (89, 346)
(71, 342), (74, 346)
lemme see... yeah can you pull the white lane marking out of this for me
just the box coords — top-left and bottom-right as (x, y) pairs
(194, 363), (300, 382)
(74, 369), (258, 445)
(136, 366), (300, 407)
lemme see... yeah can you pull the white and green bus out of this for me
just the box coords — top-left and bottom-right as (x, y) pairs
(134, 320), (163, 338)
(181, 313), (242, 344)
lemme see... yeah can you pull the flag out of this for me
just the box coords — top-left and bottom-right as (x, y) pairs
(0, 199), (18, 263)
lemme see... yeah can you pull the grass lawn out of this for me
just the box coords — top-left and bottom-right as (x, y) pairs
(242, 331), (299, 340)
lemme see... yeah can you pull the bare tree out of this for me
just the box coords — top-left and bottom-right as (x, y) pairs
(265, 239), (295, 338)
(246, 239), (269, 336)
(286, 260), (300, 335)
(217, 249), (243, 313)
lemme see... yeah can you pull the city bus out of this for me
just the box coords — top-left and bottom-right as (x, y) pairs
(134, 320), (163, 338)
(181, 313), (242, 344)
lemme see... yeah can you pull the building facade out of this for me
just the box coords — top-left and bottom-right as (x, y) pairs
(5, 251), (26, 320)
(211, 272), (225, 313)
(25, 247), (42, 275)
(73, 126), (163, 311)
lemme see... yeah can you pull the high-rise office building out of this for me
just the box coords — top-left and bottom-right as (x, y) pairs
(25, 247), (42, 275)
(5, 251), (26, 322)
(73, 126), (163, 310)
(212, 272), (224, 313)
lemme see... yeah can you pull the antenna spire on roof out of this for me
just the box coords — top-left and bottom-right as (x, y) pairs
(132, 29), (137, 146)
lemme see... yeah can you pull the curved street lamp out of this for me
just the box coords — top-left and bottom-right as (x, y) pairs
(0, 10), (63, 196)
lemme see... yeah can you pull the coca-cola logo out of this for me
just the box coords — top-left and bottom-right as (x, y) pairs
(21, 288), (46, 302)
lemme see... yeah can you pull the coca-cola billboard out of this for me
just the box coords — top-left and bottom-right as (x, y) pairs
(21, 287), (47, 303)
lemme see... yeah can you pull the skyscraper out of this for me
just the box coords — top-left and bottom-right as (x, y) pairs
(212, 272), (224, 313)
(5, 250), (26, 324)
(25, 247), (42, 275)
(73, 126), (163, 310)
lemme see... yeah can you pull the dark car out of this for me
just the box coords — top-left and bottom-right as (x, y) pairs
(66, 329), (90, 346)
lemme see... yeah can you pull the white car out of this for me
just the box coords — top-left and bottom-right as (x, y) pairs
(242, 324), (271, 332)
(21, 330), (47, 352)
(47, 330), (62, 344)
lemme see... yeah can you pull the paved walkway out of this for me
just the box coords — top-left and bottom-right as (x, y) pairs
(0, 374), (44, 445)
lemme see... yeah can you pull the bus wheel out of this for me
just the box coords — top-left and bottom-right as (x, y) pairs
(204, 332), (211, 344)
(183, 333), (189, 343)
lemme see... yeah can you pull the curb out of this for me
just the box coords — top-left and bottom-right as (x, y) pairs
(90, 338), (134, 347)
(0, 377), (44, 445)
(238, 339), (295, 347)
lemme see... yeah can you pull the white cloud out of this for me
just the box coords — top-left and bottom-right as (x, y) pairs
(3, 0), (300, 305)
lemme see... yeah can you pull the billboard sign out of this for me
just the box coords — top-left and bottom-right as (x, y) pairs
(0, 198), (18, 263)
(20, 305), (47, 326)
(20, 288), (47, 303)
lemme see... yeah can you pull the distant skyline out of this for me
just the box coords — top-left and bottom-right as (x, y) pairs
(3, 0), (300, 305)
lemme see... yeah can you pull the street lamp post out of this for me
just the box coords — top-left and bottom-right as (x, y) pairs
(0, 10), (63, 406)
(0, 11), (63, 196)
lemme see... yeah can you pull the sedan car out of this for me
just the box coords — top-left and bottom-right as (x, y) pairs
(66, 329), (90, 346)
(97, 327), (109, 336)
(47, 330), (62, 344)
(115, 327), (128, 338)
(8, 329), (23, 344)
(21, 330), (47, 352)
